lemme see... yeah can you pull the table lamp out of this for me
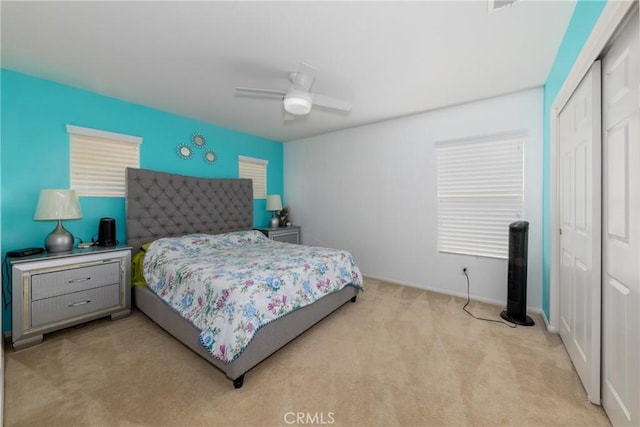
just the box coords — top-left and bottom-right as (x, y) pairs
(266, 194), (282, 228)
(34, 189), (83, 252)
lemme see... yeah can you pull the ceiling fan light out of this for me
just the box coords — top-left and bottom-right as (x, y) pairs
(283, 96), (312, 115)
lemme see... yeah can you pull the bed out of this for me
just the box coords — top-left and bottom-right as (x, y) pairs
(125, 167), (362, 388)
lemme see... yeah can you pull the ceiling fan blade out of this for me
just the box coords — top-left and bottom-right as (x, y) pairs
(311, 93), (352, 112)
(235, 87), (286, 97)
(291, 62), (317, 91)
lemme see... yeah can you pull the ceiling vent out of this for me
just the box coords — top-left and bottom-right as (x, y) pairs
(488, 0), (520, 13)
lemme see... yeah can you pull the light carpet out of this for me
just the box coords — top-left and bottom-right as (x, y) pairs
(4, 278), (610, 426)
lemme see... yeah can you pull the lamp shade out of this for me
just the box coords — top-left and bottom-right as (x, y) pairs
(266, 194), (283, 212)
(34, 189), (82, 220)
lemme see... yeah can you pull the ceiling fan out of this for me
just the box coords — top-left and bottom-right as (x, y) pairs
(235, 62), (352, 118)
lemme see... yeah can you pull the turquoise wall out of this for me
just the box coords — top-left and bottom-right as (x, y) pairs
(542, 0), (606, 318)
(1, 69), (283, 331)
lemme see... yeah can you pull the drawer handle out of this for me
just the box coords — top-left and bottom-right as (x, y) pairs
(68, 300), (91, 307)
(68, 277), (91, 283)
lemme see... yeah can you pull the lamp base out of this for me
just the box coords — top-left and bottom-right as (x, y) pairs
(270, 216), (280, 228)
(45, 220), (74, 252)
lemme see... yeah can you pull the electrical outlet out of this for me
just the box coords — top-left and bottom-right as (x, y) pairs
(461, 266), (468, 275)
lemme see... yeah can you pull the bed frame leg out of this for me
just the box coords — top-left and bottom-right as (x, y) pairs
(233, 375), (245, 389)
(350, 296), (357, 303)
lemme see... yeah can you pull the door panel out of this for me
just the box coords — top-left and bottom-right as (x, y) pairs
(604, 275), (631, 422)
(558, 60), (602, 405)
(560, 249), (572, 333)
(575, 143), (588, 231)
(606, 123), (629, 240)
(602, 9), (639, 426)
(561, 153), (573, 227)
(574, 258), (588, 362)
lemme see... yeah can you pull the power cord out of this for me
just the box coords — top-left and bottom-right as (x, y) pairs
(462, 269), (516, 328)
(2, 255), (11, 309)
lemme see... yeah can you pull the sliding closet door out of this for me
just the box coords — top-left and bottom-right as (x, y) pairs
(601, 9), (640, 426)
(557, 60), (602, 405)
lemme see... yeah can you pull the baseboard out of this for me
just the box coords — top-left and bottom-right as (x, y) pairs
(362, 274), (542, 316)
(541, 310), (558, 334)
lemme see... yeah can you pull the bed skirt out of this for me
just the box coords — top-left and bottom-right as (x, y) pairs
(133, 284), (359, 384)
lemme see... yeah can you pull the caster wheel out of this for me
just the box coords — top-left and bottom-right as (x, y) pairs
(233, 375), (244, 389)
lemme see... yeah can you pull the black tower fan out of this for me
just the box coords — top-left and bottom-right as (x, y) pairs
(500, 221), (535, 326)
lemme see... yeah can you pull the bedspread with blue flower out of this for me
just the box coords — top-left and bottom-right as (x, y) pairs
(143, 230), (363, 363)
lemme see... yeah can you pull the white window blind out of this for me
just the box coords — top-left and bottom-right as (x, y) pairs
(67, 125), (141, 197)
(238, 155), (268, 199)
(437, 135), (524, 259)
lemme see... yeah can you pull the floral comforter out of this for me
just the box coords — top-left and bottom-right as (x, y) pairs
(143, 230), (363, 363)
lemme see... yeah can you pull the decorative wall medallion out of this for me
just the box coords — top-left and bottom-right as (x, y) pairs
(192, 133), (206, 148)
(177, 143), (193, 160)
(203, 151), (217, 164)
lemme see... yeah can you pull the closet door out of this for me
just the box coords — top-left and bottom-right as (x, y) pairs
(557, 60), (602, 405)
(602, 10), (640, 427)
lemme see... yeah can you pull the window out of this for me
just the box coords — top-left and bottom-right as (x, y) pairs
(238, 155), (268, 199)
(437, 134), (524, 259)
(67, 125), (141, 197)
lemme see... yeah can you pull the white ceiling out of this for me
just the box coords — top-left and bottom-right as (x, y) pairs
(1, 1), (576, 142)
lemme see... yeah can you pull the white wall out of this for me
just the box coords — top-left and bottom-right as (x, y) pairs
(284, 88), (543, 309)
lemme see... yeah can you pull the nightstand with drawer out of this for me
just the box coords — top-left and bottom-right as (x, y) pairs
(256, 226), (301, 244)
(10, 246), (131, 350)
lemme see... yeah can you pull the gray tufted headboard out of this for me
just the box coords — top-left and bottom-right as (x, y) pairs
(125, 168), (253, 254)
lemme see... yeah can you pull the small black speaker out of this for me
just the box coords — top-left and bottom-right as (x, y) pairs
(500, 221), (535, 326)
(97, 217), (116, 247)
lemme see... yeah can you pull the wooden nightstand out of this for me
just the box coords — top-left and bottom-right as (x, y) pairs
(255, 226), (301, 244)
(9, 245), (131, 350)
